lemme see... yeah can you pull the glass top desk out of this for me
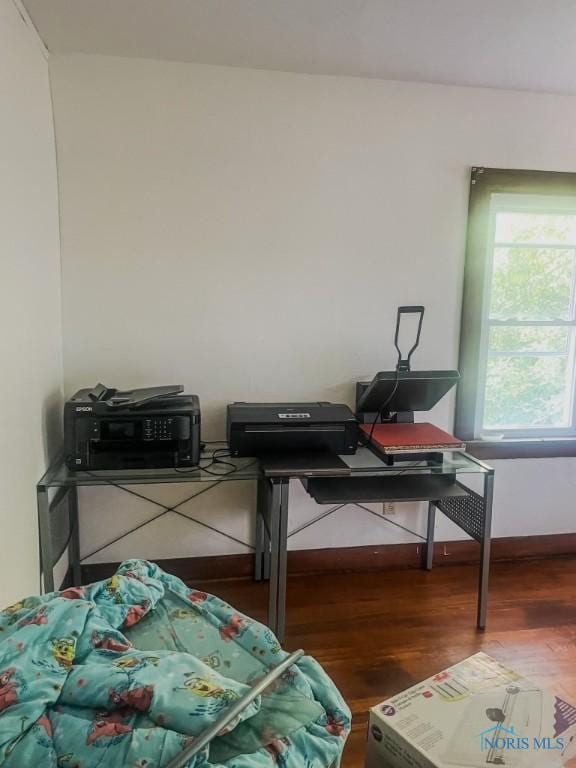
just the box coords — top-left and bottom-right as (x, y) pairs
(37, 446), (494, 642)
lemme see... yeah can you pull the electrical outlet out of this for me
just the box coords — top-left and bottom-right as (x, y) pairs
(383, 502), (395, 515)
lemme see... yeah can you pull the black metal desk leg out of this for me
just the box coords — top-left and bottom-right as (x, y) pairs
(254, 479), (265, 581)
(263, 528), (271, 581)
(262, 480), (271, 580)
(477, 472), (495, 630)
(267, 480), (281, 635)
(266, 479), (290, 641)
(423, 501), (436, 571)
(37, 487), (54, 593)
(276, 480), (290, 642)
(68, 487), (82, 586)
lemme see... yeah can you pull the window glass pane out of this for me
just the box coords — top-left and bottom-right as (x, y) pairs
(495, 211), (576, 245)
(488, 326), (569, 355)
(490, 247), (575, 320)
(483, 356), (571, 429)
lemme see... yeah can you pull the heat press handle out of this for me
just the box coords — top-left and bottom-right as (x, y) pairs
(394, 305), (425, 372)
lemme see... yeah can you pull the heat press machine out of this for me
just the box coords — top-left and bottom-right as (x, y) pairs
(356, 305), (460, 425)
(302, 307), (466, 504)
(356, 306), (461, 462)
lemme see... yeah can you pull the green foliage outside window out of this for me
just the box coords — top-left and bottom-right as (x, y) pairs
(483, 212), (575, 430)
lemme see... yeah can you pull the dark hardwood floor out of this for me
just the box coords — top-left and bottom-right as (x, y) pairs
(194, 557), (576, 768)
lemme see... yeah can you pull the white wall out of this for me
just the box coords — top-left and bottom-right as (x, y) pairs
(0, 1), (63, 603)
(49, 54), (576, 564)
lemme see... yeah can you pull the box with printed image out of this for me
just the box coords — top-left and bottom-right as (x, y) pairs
(365, 653), (576, 768)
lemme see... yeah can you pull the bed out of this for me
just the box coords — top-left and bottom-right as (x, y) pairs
(0, 559), (351, 767)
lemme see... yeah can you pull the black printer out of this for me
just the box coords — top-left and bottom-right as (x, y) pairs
(64, 383), (201, 470)
(227, 402), (358, 456)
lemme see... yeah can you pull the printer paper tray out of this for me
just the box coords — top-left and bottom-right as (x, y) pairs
(304, 475), (468, 504)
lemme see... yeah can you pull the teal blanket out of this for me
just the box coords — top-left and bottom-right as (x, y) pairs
(0, 560), (350, 767)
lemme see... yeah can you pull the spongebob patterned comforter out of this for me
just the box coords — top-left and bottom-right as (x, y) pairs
(0, 560), (350, 767)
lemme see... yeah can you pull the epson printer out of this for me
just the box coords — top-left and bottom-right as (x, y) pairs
(64, 383), (201, 470)
(227, 402), (358, 456)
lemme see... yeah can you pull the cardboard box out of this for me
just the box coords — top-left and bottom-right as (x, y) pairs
(365, 652), (576, 768)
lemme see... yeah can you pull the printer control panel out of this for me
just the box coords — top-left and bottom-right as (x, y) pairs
(86, 416), (185, 443)
(143, 417), (177, 441)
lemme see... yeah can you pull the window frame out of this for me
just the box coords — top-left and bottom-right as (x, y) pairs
(455, 167), (576, 459)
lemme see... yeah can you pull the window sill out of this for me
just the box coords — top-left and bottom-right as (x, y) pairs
(466, 438), (576, 460)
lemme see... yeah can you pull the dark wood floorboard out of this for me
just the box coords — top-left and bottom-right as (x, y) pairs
(193, 558), (576, 768)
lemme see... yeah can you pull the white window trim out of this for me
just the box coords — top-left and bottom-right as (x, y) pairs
(475, 193), (576, 439)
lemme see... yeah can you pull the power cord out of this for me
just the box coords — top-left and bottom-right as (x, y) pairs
(176, 446), (251, 477)
(367, 305), (425, 445)
(367, 354), (402, 443)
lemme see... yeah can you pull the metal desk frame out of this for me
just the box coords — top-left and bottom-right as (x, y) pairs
(254, 453), (495, 641)
(36, 452), (261, 594)
(37, 450), (494, 643)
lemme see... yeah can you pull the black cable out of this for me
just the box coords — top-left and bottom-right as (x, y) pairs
(367, 305), (426, 444)
(195, 463), (238, 477)
(210, 448), (233, 460)
(367, 356), (402, 443)
(202, 458), (258, 478)
(176, 448), (254, 478)
(176, 447), (230, 473)
(197, 448), (235, 474)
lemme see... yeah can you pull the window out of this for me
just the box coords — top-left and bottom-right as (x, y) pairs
(456, 168), (576, 457)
